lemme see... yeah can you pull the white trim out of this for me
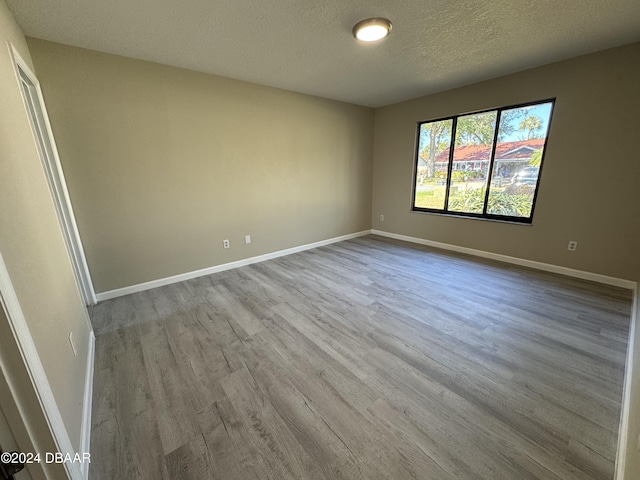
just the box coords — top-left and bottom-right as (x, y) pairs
(96, 230), (371, 301)
(95, 226), (638, 477)
(95, 225), (637, 479)
(615, 282), (638, 480)
(80, 331), (95, 480)
(8, 43), (97, 307)
(371, 229), (636, 290)
(98, 228), (636, 301)
(0, 350), (37, 480)
(0, 251), (83, 480)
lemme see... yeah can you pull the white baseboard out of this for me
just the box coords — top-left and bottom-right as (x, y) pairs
(96, 230), (372, 301)
(615, 283), (639, 479)
(93, 227), (638, 475)
(371, 229), (636, 290)
(79, 330), (95, 480)
(98, 228), (635, 302)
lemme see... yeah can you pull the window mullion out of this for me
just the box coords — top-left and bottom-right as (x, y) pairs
(482, 110), (502, 215)
(443, 118), (457, 212)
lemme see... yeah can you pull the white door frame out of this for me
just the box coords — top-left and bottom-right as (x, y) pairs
(0, 251), (82, 480)
(8, 44), (97, 306)
(0, 360), (35, 480)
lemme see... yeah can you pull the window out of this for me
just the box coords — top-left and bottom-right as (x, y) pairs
(412, 99), (554, 223)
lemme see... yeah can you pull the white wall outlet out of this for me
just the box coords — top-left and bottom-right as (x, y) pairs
(380, 214), (384, 221)
(68, 332), (77, 357)
(567, 241), (578, 251)
(245, 235), (251, 244)
(223, 239), (230, 249)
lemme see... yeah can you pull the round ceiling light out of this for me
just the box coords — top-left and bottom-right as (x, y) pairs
(352, 18), (392, 42)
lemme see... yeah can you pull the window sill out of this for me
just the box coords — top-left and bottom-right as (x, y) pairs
(410, 208), (534, 225)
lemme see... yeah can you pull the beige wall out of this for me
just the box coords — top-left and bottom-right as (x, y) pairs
(27, 39), (374, 294)
(17, 29), (640, 476)
(0, 0), (92, 455)
(372, 42), (640, 281)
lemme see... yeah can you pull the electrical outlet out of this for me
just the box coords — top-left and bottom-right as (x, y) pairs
(223, 239), (230, 249)
(567, 241), (577, 251)
(245, 235), (251, 244)
(68, 332), (77, 357)
(380, 214), (384, 221)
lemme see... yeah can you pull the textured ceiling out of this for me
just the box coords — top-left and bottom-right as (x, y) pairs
(6, 0), (640, 107)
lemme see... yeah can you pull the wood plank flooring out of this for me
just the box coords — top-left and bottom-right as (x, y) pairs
(89, 235), (632, 480)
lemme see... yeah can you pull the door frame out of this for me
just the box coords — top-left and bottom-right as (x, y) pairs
(0, 250), (82, 479)
(9, 44), (96, 306)
(0, 366), (35, 480)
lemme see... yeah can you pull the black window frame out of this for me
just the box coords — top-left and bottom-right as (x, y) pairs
(411, 98), (555, 224)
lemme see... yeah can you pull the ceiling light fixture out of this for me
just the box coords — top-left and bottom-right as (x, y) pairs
(352, 18), (392, 42)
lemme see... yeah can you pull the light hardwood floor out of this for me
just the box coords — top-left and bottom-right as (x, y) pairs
(89, 235), (632, 480)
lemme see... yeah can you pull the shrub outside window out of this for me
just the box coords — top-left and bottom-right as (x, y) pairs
(412, 99), (554, 223)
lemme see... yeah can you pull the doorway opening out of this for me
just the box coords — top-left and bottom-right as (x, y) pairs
(12, 47), (96, 306)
